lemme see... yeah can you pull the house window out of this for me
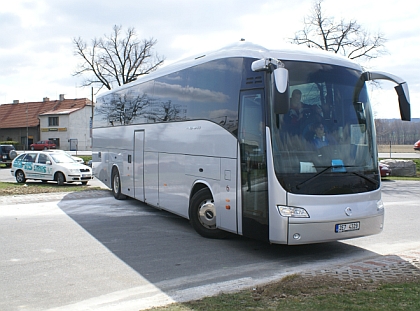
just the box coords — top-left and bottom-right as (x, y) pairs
(49, 117), (59, 126)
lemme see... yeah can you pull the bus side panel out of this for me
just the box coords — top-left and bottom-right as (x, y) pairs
(134, 130), (144, 201)
(217, 158), (238, 233)
(144, 151), (159, 206)
(159, 153), (189, 218)
(120, 150), (134, 198)
(266, 129), (289, 244)
(93, 149), (111, 189)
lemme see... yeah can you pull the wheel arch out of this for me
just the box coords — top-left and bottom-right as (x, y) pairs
(54, 171), (66, 182)
(111, 164), (121, 177)
(111, 164), (127, 200)
(53, 171), (65, 179)
(189, 180), (214, 207)
(14, 168), (24, 176)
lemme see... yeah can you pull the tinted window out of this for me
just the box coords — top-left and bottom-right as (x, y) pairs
(94, 58), (243, 135)
(94, 81), (154, 127)
(153, 58), (242, 134)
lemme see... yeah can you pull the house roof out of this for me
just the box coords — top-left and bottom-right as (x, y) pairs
(0, 98), (93, 129)
(39, 107), (82, 116)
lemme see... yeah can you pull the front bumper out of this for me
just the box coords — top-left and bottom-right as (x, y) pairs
(287, 214), (384, 245)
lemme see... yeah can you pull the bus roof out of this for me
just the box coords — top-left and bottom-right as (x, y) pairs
(98, 41), (362, 97)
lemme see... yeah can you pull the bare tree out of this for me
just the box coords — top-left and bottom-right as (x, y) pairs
(95, 91), (152, 126)
(73, 25), (165, 91)
(292, 0), (387, 61)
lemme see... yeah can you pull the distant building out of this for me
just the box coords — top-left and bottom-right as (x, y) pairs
(0, 95), (93, 150)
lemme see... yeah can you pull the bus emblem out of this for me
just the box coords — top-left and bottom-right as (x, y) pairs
(345, 207), (352, 216)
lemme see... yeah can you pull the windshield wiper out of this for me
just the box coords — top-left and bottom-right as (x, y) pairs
(351, 171), (379, 186)
(295, 166), (333, 190)
(295, 166), (379, 191)
(295, 165), (358, 190)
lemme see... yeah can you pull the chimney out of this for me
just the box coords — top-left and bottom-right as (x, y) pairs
(43, 97), (50, 102)
(59, 94), (65, 101)
(13, 100), (19, 104)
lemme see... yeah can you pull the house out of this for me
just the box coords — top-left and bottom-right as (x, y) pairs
(0, 95), (93, 150)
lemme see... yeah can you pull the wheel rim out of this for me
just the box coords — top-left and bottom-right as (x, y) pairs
(17, 172), (24, 182)
(198, 199), (216, 229)
(57, 173), (64, 184)
(113, 174), (120, 193)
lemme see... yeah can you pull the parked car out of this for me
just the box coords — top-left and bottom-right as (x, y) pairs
(0, 144), (17, 167)
(10, 150), (92, 185)
(43, 149), (84, 164)
(30, 140), (56, 150)
(414, 140), (420, 151)
(379, 162), (392, 177)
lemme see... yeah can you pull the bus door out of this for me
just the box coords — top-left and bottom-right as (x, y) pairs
(134, 130), (145, 201)
(238, 90), (269, 241)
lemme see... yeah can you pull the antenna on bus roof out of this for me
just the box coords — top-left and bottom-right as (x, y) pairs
(240, 38), (245, 41)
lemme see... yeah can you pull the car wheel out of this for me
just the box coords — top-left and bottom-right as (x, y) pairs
(30, 146), (35, 150)
(111, 168), (126, 200)
(189, 188), (227, 239)
(56, 172), (65, 186)
(15, 170), (26, 183)
(43, 147), (48, 150)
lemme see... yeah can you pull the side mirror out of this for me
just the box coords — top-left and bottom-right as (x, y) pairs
(272, 67), (290, 114)
(251, 58), (290, 114)
(46, 160), (52, 165)
(395, 82), (410, 121)
(273, 67), (288, 93)
(356, 71), (411, 121)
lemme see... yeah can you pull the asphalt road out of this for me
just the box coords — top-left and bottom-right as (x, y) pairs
(1, 168), (419, 310)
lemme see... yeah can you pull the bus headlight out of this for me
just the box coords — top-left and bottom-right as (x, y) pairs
(277, 206), (309, 218)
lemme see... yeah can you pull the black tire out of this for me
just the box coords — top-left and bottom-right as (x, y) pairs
(189, 188), (227, 239)
(43, 147), (48, 150)
(15, 170), (26, 183)
(111, 168), (126, 200)
(30, 146), (35, 150)
(56, 172), (65, 186)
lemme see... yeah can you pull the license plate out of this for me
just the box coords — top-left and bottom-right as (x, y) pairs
(335, 221), (360, 233)
(82, 174), (90, 178)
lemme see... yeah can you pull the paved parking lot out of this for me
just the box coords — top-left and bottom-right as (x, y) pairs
(1, 167), (419, 310)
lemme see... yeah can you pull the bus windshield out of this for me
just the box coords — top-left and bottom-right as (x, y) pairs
(270, 61), (379, 195)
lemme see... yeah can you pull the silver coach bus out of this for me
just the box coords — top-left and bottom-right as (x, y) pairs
(92, 42), (410, 244)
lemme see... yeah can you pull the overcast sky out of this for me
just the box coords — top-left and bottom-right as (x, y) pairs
(1, 0), (419, 119)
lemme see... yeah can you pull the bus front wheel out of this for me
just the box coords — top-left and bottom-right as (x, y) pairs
(189, 188), (227, 239)
(111, 168), (127, 200)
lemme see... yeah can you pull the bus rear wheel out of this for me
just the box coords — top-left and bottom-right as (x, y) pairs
(189, 188), (227, 239)
(111, 168), (126, 200)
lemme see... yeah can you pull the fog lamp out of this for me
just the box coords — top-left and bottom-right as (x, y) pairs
(293, 233), (301, 240)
